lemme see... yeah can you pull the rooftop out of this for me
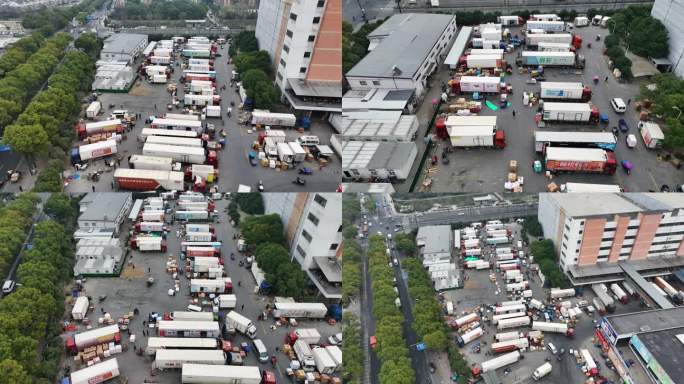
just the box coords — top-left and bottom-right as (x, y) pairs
(346, 13), (455, 79)
(635, 328), (684, 381)
(548, 193), (643, 217)
(79, 192), (131, 222)
(628, 193), (684, 211)
(604, 307), (684, 337)
(343, 88), (414, 111)
(312, 256), (342, 283)
(333, 113), (418, 141)
(102, 33), (147, 55)
(416, 225), (452, 255)
(340, 183), (396, 194)
(342, 141), (417, 170)
(444, 26), (473, 67)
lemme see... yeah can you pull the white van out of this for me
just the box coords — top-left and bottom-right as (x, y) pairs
(253, 339), (269, 362)
(610, 98), (626, 113)
(547, 343), (558, 355)
(187, 304), (202, 312)
(297, 135), (320, 146)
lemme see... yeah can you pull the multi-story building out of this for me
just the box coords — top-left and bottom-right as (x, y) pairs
(78, 192), (132, 235)
(345, 13), (457, 99)
(255, 0), (341, 114)
(539, 193), (684, 283)
(651, 0), (684, 77)
(100, 33), (148, 64)
(263, 193), (342, 300)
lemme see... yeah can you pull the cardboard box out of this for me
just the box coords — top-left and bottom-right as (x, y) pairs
(509, 160), (518, 172)
(508, 172), (517, 182)
(547, 182), (559, 192)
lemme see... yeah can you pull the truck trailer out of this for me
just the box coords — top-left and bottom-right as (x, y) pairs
(294, 340), (316, 371)
(325, 345), (342, 372)
(479, 350), (521, 373)
(610, 283), (629, 304)
(450, 76), (502, 93)
(214, 294), (237, 309)
(639, 121), (664, 149)
(86, 101), (101, 120)
(456, 327), (483, 346)
(70, 358), (120, 384)
(545, 147), (617, 174)
(525, 33), (572, 46)
(526, 20), (565, 32)
(531, 321), (575, 336)
(491, 338), (529, 353)
(462, 54), (503, 69)
(251, 111), (297, 127)
(75, 118), (124, 139)
(181, 364), (263, 384)
(114, 169), (185, 191)
(312, 347), (336, 374)
(151, 118), (203, 132)
(272, 302), (328, 319)
(130, 236), (167, 252)
(225, 311), (257, 339)
(517, 51), (584, 68)
(496, 316), (530, 330)
(154, 349), (225, 369)
(542, 102), (599, 122)
(540, 82), (591, 101)
(129, 155), (180, 171)
(286, 328), (322, 345)
(65, 324), (121, 353)
(71, 140), (117, 164)
(143, 143), (216, 166)
(71, 296), (89, 320)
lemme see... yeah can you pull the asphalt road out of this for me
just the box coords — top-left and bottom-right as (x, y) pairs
(409, 24), (684, 192)
(64, 196), (341, 383)
(63, 40), (339, 193)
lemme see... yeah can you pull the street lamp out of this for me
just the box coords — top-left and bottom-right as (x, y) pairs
(674, 106), (682, 120)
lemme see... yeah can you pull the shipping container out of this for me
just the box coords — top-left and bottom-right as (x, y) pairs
(214, 294), (237, 309)
(114, 169), (185, 191)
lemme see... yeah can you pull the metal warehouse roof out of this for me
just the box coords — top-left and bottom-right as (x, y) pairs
(342, 141), (416, 170)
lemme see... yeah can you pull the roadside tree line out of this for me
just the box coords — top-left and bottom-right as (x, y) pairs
(109, 0), (207, 21)
(639, 73), (684, 151)
(21, 0), (108, 36)
(241, 213), (310, 298)
(0, 33), (71, 130)
(0, 193), (78, 383)
(0, 33), (46, 78)
(367, 234), (415, 384)
(342, 312), (364, 384)
(230, 31), (281, 110)
(402, 258), (472, 383)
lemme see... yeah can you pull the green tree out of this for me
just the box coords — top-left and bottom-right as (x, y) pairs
(33, 160), (64, 192)
(522, 216), (543, 237)
(241, 214), (285, 246)
(0, 359), (32, 384)
(234, 50), (272, 75)
(74, 33), (102, 59)
(2, 124), (49, 156)
(234, 193), (264, 215)
(44, 193), (76, 225)
(394, 233), (416, 255)
(253, 81), (280, 110)
(241, 69), (270, 93)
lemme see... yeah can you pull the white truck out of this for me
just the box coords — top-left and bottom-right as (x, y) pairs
(71, 296), (89, 320)
(190, 278), (232, 294)
(532, 321), (575, 337)
(251, 111), (297, 127)
(639, 121), (664, 149)
(542, 102), (597, 123)
(151, 118), (203, 132)
(214, 294), (237, 309)
(154, 349), (225, 369)
(129, 155), (180, 171)
(525, 33), (572, 46)
(325, 345), (342, 372)
(288, 141), (306, 162)
(146, 136), (203, 148)
(142, 143), (208, 165)
(190, 80), (214, 93)
(86, 101), (101, 120)
(192, 256), (221, 272)
(538, 42), (572, 52)
(312, 347), (336, 374)
(288, 328), (322, 345)
(71, 139), (117, 164)
(540, 82), (592, 101)
(526, 20), (565, 32)
(480, 350), (521, 373)
(497, 316), (530, 330)
(70, 358), (120, 384)
(225, 311), (257, 339)
(186, 232), (215, 242)
(550, 288), (576, 298)
(277, 142), (294, 163)
(451, 76), (502, 93)
(181, 364), (262, 384)
(150, 55), (171, 65)
(465, 54), (502, 69)
(184, 94), (220, 106)
(114, 169), (185, 191)
(533, 362), (553, 380)
(272, 302), (328, 319)
(204, 105), (221, 118)
(294, 339), (316, 371)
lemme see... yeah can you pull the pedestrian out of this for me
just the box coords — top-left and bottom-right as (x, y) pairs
(604, 76), (609, 82)
(101, 307), (105, 314)
(512, 109), (516, 118)
(241, 304), (245, 310)
(627, 98), (631, 105)
(154, 103), (157, 110)
(18, 186), (23, 192)
(92, 185), (95, 192)
(111, 181), (114, 189)
(238, 281), (241, 287)
(148, 267), (151, 273)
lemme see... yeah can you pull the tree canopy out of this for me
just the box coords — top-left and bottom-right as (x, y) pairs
(639, 73), (684, 151)
(229, 31), (259, 57)
(234, 193), (264, 215)
(241, 214), (285, 246)
(110, 0), (208, 20)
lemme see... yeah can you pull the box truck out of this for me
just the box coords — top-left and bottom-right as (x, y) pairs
(533, 362), (553, 380)
(190, 278), (231, 294)
(71, 140), (117, 164)
(157, 320), (221, 338)
(225, 311), (257, 339)
(294, 339), (316, 371)
(114, 169), (185, 191)
(70, 358), (120, 384)
(288, 141), (307, 162)
(462, 54), (503, 69)
(286, 328), (322, 345)
(497, 316), (530, 330)
(545, 147), (617, 174)
(75, 119), (124, 139)
(272, 302), (328, 319)
(526, 20), (565, 32)
(184, 94), (220, 106)
(456, 327), (483, 346)
(71, 296), (89, 320)
(214, 294), (237, 309)
(135, 221), (165, 233)
(86, 101), (101, 120)
(143, 143), (216, 166)
(610, 283), (629, 304)
(312, 347), (336, 374)
(517, 51), (583, 68)
(251, 111), (297, 127)
(531, 321), (575, 337)
(542, 102), (598, 122)
(540, 82), (591, 101)
(639, 122), (664, 149)
(181, 364), (264, 384)
(592, 284), (616, 312)
(204, 105), (221, 118)
(479, 351), (521, 373)
(129, 155), (181, 171)
(65, 325), (121, 354)
(491, 338), (529, 354)
(130, 236), (167, 252)
(154, 349), (225, 369)
(450, 76), (502, 93)
(325, 345), (342, 372)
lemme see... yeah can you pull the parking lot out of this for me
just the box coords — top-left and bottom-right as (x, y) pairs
(65, 40), (340, 194)
(63, 197), (341, 383)
(434, 220), (643, 383)
(411, 24), (682, 192)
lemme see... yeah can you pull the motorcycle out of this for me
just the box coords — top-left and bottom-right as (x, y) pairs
(621, 160), (633, 175)
(298, 167), (313, 175)
(230, 253), (235, 260)
(292, 177), (306, 186)
(258, 180), (264, 192)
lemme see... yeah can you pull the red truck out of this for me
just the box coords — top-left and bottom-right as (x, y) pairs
(545, 147), (617, 174)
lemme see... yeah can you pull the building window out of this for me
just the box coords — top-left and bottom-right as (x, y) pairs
(317, 0), (325, 6)
(330, 243), (339, 250)
(302, 230), (313, 242)
(359, 81), (367, 85)
(290, 13), (297, 21)
(283, 45), (289, 53)
(304, 51), (311, 58)
(308, 213), (319, 226)
(314, 194), (327, 207)
(313, 16), (321, 24)
(308, 35), (315, 42)
(296, 245), (307, 257)
(280, 58), (286, 67)
(300, 67), (307, 73)
(372, 80), (380, 86)
(287, 30), (293, 38)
